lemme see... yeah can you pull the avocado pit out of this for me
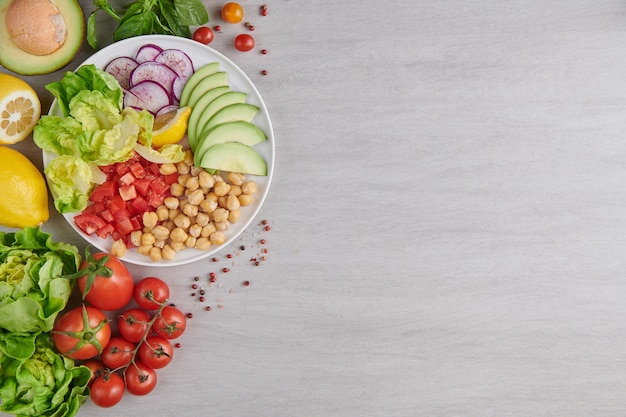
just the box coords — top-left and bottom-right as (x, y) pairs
(6, 0), (67, 55)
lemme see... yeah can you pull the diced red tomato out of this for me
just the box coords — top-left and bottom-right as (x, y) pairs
(100, 209), (114, 223)
(147, 163), (161, 176)
(75, 213), (106, 235)
(115, 218), (135, 236)
(96, 223), (115, 239)
(90, 181), (116, 203)
(130, 162), (146, 179)
(149, 177), (168, 195)
(119, 172), (136, 186)
(163, 172), (179, 185)
(133, 178), (152, 197)
(129, 196), (150, 215)
(119, 184), (137, 201)
(115, 163), (130, 177)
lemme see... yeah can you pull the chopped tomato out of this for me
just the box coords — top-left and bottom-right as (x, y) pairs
(90, 181), (116, 203)
(75, 213), (107, 235)
(119, 184), (137, 201)
(96, 223), (115, 239)
(130, 162), (146, 179)
(133, 178), (152, 196)
(119, 172), (136, 186)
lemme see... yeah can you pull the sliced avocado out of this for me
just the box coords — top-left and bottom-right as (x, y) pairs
(179, 62), (220, 107)
(191, 91), (247, 147)
(186, 72), (228, 109)
(0, 0), (85, 75)
(187, 86), (230, 150)
(197, 142), (267, 176)
(194, 121), (267, 165)
(203, 103), (259, 132)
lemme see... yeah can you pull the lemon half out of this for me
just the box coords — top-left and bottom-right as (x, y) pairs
(0, 73), (41, 144)
(151, 106), (192, 148)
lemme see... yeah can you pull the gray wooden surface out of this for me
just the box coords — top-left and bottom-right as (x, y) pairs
(4, 1), (626, 416)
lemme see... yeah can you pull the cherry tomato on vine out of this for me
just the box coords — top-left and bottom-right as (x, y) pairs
(125, 361), (157, 396)
(75, 251), (134, 311)
(102, 336), (137, 369)
(152, 306), (187, 339)
(139, 336), (174, 369)
(133, 277), (170, 310)
(118, 308), (152, 343)
(222, 2), (243, 23)
(82, 359), (106, 386)
(193, 26), (214, 44)
(234, 33), (255, 52)
(90, 371), (125, 408)
(52, 306), (111, 360)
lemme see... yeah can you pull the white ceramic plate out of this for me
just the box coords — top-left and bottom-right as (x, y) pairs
(42, 35), (274, 266)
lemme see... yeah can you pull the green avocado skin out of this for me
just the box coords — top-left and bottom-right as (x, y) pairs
(0, 0), (85, 75)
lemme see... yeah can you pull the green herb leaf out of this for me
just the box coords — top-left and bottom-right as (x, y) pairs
(173, 0), (208, 25)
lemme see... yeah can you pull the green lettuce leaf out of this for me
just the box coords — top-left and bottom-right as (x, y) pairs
(43, 156), (95, 214)
(0, 334), (90, 417)
(33, 116), (83, 157)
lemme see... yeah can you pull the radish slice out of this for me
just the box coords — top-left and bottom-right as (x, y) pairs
(104, 57), (138, 90)
(125, 81), (171, 114)
(130, 61), (178, 97)
(156, 105), (180, 116)
(171, 76), (187, 103)
(155, 49), (194, 79)
(135, 44), (163, 63)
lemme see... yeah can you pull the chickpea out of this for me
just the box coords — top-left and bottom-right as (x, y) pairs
(228, 209), (240, 223)
(159, 163), (177, 175)
(195, 237), (212, 250)
(138, 245), (152, 256)
(183, 203), (198, 217)
(199, 171), (215, 188)
(242, 180), (257, 195)
(238, 194), (254, 206)
(183, 150), (194, 166)
(156, 205), (170, 221)
(169, 227), (187, 243)
(201, 223), (217, 237)
(227, 172), (245, 186)
(185, 235), (197, 248)
(130, 230), (143, 247)
(196, 212), (210, 227)
(185, 176), (199, 191)
(215, 220), (230, 231)
(228, 185), (242, 196)
(141, 232), (156, 246)
(218, 196), (228, 209)
(111, 239), (127, 258)
(187, 189), (204, 206)
(162, 245), (176, 260)
(154, 239), (166, 249)
(214, 181), (230, 197)
(142, 211), (158, 228)
(149, 247), (163, 262)
(226, 194), (240, 211)
(188, 224), (202, 238)
(171, 241), (186, 252)
(170, 182), (185, 197)
(164, 196), (180, 210)
(212, 208), (229, 223)
(173, 213), (191, 229)
(209, 231), (226, 245)
(205, 192), (218, 202)
(152, 225), (170, 241)
(199, 199), (217, 213)
(168, 208), (181, 221)
(177, 173), (191, 187)
(190, 166), (204, 177)
(177, 161), (191, 175)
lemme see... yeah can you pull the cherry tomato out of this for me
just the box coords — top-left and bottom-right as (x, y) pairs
(52, 306), (111, 360)
(152, 306), (186, 339)
(138, 336), (174, 369)
(193, 26), (214, 44)
(90, 371), (125, 408)
(222, 2), (243, 23)
(234, 33), (255, 52)
(77, 251), (134, 311)
(82, 359), (106, 386)
(118, 308), (152, 343)
(124, 361), (157, 396)
(102, 336), (137, 369)
(133, 277), (170, 310)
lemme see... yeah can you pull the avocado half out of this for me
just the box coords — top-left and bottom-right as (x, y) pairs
(0, 0), (84, 75)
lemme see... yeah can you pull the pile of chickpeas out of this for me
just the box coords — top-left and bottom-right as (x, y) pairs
(111, 150), (258, 261)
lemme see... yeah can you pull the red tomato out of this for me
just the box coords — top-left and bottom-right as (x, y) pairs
(77, 252), (134, 311)
(102, 336), (137, 369)
(74, 213), (106, 235)
(82, 359), (106, 386)
(124, 361), (157, 396)
(52, 306), (111, 360)
(222, 2), (243, 23)
(90, 371), (125, 408)
(193, 26), (214, 44)
(138, 336), (174, 369)
(234, 33), (255, 52)
(118, 308), (152, 343)
(133, 277), (170, 310)
(152, 306), (186, 339)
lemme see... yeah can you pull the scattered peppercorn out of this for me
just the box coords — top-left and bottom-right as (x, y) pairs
(261, 49), (267, 55)
(259, 239), (266, 244)
(261, 69), (268, 76)
(240, 245), (246, 250)
(245, 21), (255, 31)
(192, 283), (198, 289)
(199, 296), (205, 302)
(260, 5), (267, 16)
(175, 343), (182, 348)
(214, 25), (221, 32)
(222, 267), (230, 273)
(187, 313), (193, 319)
(242, 280), (250, 287)
(205, 306), (211, 311)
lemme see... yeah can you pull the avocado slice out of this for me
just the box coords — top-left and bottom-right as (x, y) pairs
(197, 142), (267, 176)
(186, 72), (229, 109)
(179, 62), (220, 107)
(193, 121), (267, 165)
(203, 103), (259, 132)
(0, 0), (85, 75)
(187, 86), (231, 150)
(190, 91), (248, 148)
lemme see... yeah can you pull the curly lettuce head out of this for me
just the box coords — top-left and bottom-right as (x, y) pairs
(0, 227), (80, 336)
(0, 334), (90, 417)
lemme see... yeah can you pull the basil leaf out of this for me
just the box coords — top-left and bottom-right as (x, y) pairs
(173, 0), (208, 25)
(87, 11), (98, 50)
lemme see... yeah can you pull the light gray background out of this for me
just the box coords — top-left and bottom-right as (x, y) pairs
(3, 1), (626, 416)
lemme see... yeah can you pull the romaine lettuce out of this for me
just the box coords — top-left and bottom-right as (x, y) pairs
(44, 156), (95, 214)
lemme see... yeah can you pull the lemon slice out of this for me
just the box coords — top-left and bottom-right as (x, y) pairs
(151, 106), (192, 148)
(0, 73), (41, 144)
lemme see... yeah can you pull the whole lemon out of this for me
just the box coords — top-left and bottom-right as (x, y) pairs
(0, 145), (49, 228)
